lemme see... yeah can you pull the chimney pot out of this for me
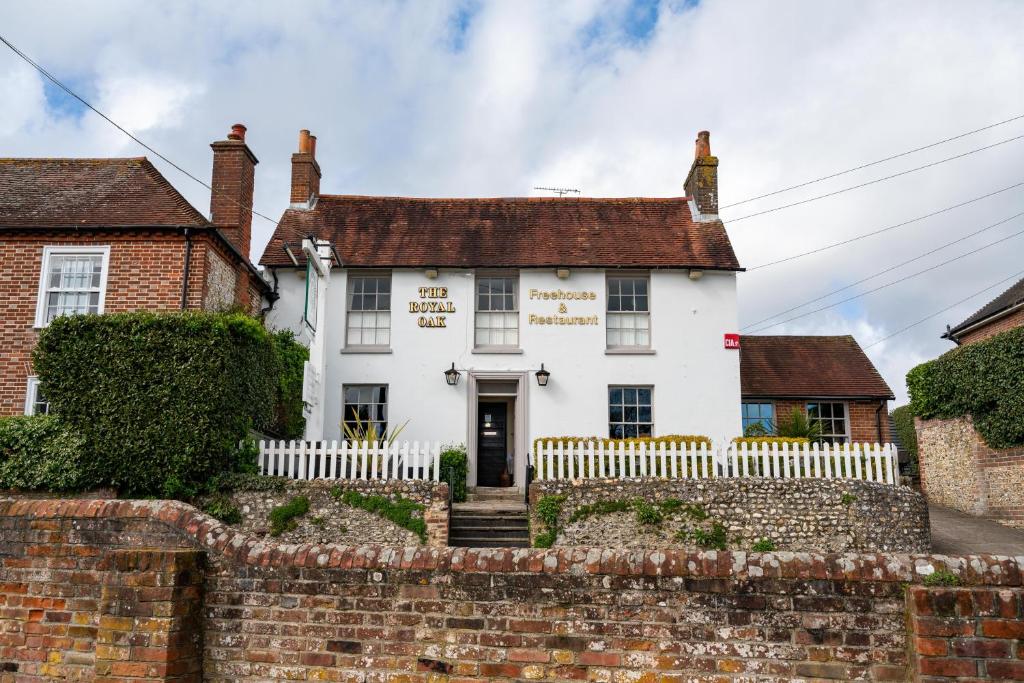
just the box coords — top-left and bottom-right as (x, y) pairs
(229, 123), (247, 142)
(695, 130), (711, 159)
(298, 129), (311, 154)
(309, 135), (317, 159)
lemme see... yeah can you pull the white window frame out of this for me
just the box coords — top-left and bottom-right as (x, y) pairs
(343, 271), (392, 349)
(608, 385), (654, 438)
(24, 376), (50, 416)
(474, 271), (520, 350)
(34, 245), (111, 328)
(606, 271), (652, 350)
(341, 384), (389, 438)
(806, 401), (851, 444)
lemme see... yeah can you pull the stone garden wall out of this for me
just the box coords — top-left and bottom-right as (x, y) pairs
(1, 499), (1023, 681)
(917, 415), (1024, 527)
(529, 477), (930, 552)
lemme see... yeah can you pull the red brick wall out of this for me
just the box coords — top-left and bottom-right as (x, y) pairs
(3, 499), (1024, 681)
(908, 586), (1024, 681)
(761, 399), (890, 443)
(957, 306), (1024, 345)
(0, 231), (261, 416)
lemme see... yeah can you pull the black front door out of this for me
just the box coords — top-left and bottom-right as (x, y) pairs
(477, 402), (508, 487)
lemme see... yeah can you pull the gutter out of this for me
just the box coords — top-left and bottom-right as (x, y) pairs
(942, 299), (1024, 344)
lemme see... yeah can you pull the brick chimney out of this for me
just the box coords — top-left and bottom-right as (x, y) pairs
(290, 129), (321, 208)
(684, 130), (718, 220)
(210, 123), (258, 259)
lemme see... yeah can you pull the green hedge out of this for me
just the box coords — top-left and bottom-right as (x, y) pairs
(890, 405), (918, 468)
(0, 415), (91, 492)
(440, 444), (468, 502)
(907, 326), (1024, 448)
(270, 330), (307, 439)
(32, 311), (279, 497)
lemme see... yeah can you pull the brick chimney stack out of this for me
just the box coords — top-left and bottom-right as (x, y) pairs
(684, 130), (719, 219)
(210, 123), (258, 259)
(290, 129), (321, 208)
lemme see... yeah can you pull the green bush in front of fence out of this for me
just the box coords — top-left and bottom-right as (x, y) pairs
(0, 415), (92, 492)
(32, 311), (280, 498)
(890, 405), (918, 472)
(270, 330), (308, 440)
(440, 443), (468, 502)
(907, 326), (1024, 449)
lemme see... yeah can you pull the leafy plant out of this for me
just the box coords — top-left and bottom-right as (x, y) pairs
(533, 494), (566, 548)
(752, 538), (776, 552)
(633, 500), (663, 525)
(440, 444), (469, 502)
(0, 415), (92, 492)
(680, 503), (709, 521)
(923, 568), (962, 587)
(907, 326), (1024, 448)
(775, 408), (823, 441)
(890, 405), (918, 475)
(32, 311), (279, 497)
(270, 330), (308, 439)
(310, 515), (326, 526)
(569, 499), (633, 523)
(331, 488), (427, 542)
(533, 530), (557, 548)
(691, 522), (729, 550)
(743, 422), (772, 438)
(202, 495), (242, 525)
(269, 495), (310, 536)
(341, 410), (409, 443)
(840, 493), (857, 506)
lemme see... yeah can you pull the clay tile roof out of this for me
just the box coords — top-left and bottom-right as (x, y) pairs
(259, 195), (741, 270)
(0, 157), (207, 228)
(740, 335), (894, 399)
(945, 275), (1024, 337)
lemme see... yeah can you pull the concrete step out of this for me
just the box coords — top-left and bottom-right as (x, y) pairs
(449, 524), (529, 535)
(450, 515), (529, 529)
(452, 501), (528, 514)
(466, 488), (524, 502)
(448, 536), (531, 548)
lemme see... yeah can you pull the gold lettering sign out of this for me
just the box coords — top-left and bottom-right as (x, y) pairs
(527, 288), (599, 326)
(410, 285), (454, 328)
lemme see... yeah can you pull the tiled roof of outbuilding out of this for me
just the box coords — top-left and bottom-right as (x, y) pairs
(0, 158), (207, 227)
(945, 276), (1024, 337)
(740, 335), (894, 399)
(260, 195), (741, 270)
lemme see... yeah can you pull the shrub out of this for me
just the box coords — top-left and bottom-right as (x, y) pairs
(633, 500), (663, 525)
(691, 522), (729, 550)
(269, 495), (310, 536)
(0, 415), (91, 492)
(32, 311), (279, 497)
(440, 444), (468, 502)
(202, 494), (242, 525)
(731, 436), (810, 447)
(774, 408), (823, 440)
(840, 493), (857, 506)
(752, 538), (776, 552)
(890, 404), (918, 473)
(331, 488), (427, 542)
(907, 326), (1024, 448)
(270, 330), (308, 439)
(533, 494), (566, 548)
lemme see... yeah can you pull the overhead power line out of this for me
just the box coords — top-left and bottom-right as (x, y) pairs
(746, 180), (1024, 271)
(720, 112), (1024, 210)
(0, 33), (279, 227)
(724, 133), (1024, 223)
(743, 209), (1024, 331)
(864, 268), (1024, 349)
(743, 222), (1024, 333)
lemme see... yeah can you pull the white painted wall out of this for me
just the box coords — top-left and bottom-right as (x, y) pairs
(268, 266), (742, 485)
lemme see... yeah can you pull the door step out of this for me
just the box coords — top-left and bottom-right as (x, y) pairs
(449, 502), (530, 549)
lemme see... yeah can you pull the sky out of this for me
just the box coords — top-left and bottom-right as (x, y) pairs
(2, 0), (1023, 405)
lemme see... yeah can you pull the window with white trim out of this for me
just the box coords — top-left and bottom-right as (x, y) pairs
(342, 384), (388, 438)
(475, 274), (518, 347)
(345, 273), (391, 346)
(608, 386), (653, 438)
(807, 402), (849, 444)
(36, 246), (109, 326)
(606, 274), (650, 348)
(24, 377), (50, 416)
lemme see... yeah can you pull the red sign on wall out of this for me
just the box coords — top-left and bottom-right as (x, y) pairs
(724, 333), (741, 349)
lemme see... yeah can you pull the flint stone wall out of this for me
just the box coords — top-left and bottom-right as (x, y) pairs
(1, 499), (1022, 682)
(529, 477), (930, 552)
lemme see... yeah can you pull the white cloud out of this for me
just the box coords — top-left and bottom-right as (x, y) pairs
(1, 0), (1023, 406)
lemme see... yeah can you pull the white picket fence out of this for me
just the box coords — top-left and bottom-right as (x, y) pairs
(529, 441), (900, 485)
(258, 440), (442, 481)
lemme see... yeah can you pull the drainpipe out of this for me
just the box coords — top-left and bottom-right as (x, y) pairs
(875, 400), (885, 443)
(180, 227), (193, 309)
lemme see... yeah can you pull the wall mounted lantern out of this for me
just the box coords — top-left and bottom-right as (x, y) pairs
(444, 363), (461, 386)
(535, 363), (551, 387)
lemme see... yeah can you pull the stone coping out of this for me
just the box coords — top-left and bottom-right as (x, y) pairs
(3, 498), (1023, 584)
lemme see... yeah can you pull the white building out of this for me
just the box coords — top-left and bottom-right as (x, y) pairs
(262, 130), (743, 488)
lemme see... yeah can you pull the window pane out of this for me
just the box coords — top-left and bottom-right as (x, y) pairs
(347, 275), (392, 345)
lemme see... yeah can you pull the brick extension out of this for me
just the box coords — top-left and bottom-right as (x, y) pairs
(2, 498), (1024, 681)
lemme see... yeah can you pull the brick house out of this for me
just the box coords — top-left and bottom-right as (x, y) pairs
(0, 124), (272, 416)
(942, 275), (1024, 345)
(739, 335), (894, 444)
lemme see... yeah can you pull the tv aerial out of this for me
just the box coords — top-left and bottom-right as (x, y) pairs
(534, 186), (581, 197)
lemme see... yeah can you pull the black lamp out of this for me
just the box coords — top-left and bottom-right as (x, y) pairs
(444, 362), (461, 386)
(535, 363), (550, 387)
